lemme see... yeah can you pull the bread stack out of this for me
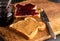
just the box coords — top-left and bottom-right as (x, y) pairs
(10, 17), (46, 39)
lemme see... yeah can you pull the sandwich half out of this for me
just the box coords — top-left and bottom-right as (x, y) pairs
(14, 3), (41, 19)
(10, 17), (46, 39)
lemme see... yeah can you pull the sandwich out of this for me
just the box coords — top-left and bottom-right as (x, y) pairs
(14, 3), (41, 19)
(9, 17), (46, 39)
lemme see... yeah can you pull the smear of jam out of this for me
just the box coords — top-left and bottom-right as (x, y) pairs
(16, 3), (38, 16)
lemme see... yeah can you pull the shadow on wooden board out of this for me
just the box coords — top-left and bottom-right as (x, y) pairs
(48, 0), (60, 3)
(45, 35), (60, 41)
(11, 0), (26, 4)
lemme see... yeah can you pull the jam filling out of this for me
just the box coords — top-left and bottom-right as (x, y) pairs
(16, 3), (38, 16)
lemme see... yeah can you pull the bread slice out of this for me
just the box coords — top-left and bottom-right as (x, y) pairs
(25, 17), (46, 31)
(14, 3), (41, 19)
(10, 17), (46, 39)
(38, 22), (46, 31)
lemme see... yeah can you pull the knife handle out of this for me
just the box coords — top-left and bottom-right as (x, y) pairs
(40, 10), (49, 22)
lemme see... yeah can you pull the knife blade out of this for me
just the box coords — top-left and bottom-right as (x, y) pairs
(40, 9), (56, 39)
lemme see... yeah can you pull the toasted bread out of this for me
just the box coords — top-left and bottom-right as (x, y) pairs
(38, 22), (46, 31)
(25, 17), (46, 31)
(14, 3), (41, 19)
(10, 17), (46, 39)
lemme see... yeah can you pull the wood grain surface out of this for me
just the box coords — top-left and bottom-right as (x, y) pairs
(0, 0), (60, 41)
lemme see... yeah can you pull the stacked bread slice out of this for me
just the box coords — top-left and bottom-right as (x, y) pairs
(10, 17), (46, 39)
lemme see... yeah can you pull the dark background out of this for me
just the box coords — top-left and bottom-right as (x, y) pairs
(0, 0), (25, 4)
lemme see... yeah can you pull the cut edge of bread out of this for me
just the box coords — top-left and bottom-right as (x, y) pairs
(38, 22), (46, 31)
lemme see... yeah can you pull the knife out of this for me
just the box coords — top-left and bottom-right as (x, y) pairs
(40, 9), (56, 39)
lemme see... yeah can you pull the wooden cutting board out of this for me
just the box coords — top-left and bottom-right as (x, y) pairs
(0, 0), (60, 41)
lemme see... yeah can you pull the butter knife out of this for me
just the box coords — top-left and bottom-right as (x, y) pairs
(40, 9), (56, 39)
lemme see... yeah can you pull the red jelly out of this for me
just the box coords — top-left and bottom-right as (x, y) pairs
(24, 3), (35, 10)
(16, 4), (23, 9)
(16, 3), (38, 16)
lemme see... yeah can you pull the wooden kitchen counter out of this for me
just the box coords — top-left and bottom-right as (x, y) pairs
(0, 0), (60, 41)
